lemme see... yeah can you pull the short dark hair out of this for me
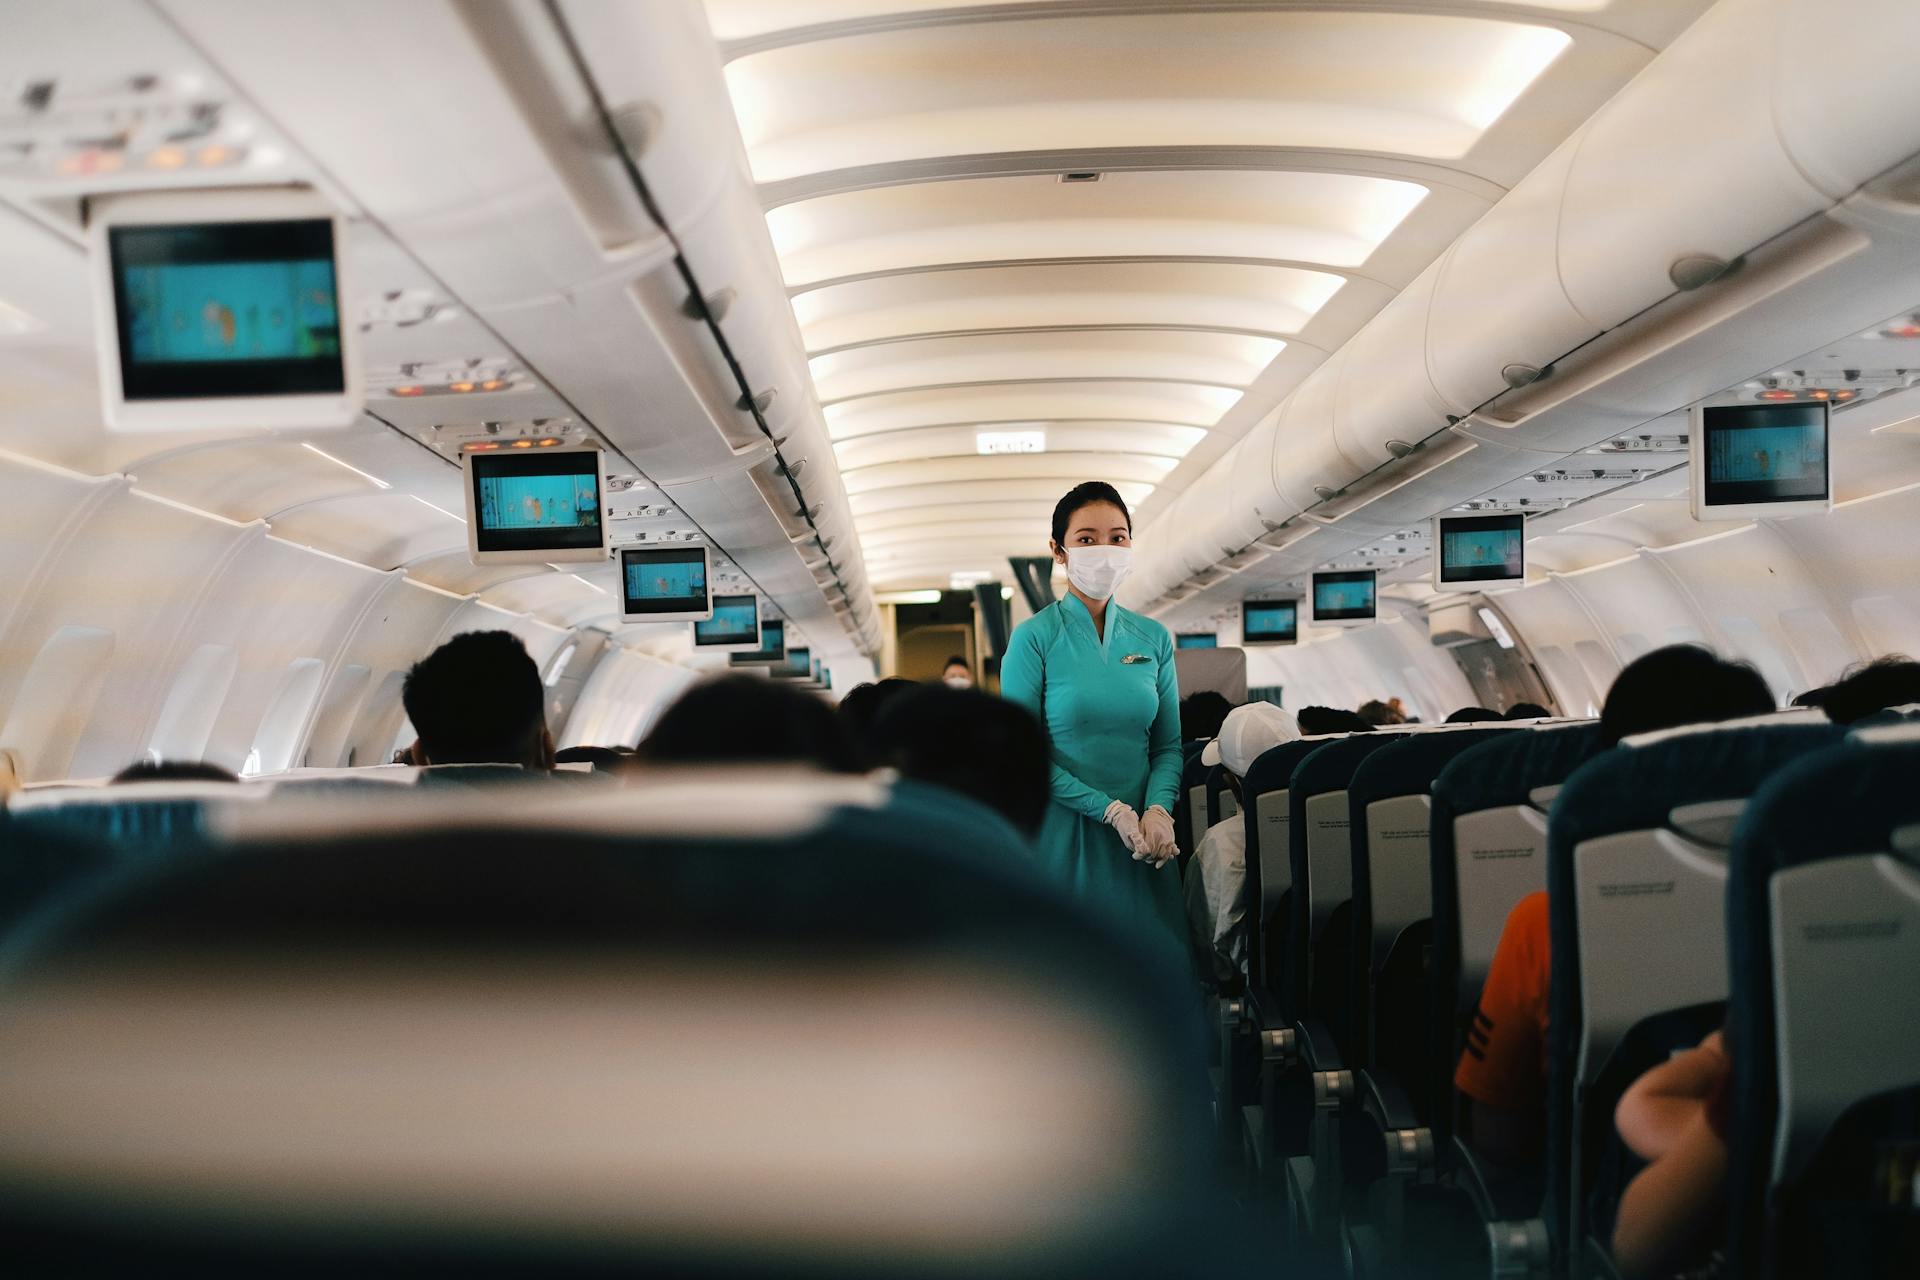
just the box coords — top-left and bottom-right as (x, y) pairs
(1050, 481), (1131, 547)
(1356, 699), (1405, 726)
(868, 686), (1050, 834)
(1504, 701), (1552, 720)
(1819, 655), (1920, 724)
(1297, 706), (1372, 735)
(640, 675), (859, 772)
(837, 677), (918, 767)
(1445, 706), (1504, 724)
(401, 631), (547, 767)
(1598, 644), (1774, 747)
(1179, 691), (1235, 742)
(943, 655), (970, 671)
(112, 759), (238, 785)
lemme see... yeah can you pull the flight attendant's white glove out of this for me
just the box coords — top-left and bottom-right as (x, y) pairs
(1140, 806), (1179, 868)
(1104, 800), (1149, 858)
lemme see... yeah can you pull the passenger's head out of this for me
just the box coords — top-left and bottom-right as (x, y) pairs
(1597, 644), (1774, 747)
(868, 686), (1049, 835)
(1049, 481), (1132, 599)
(1201, 703), (1301, 780)
(1297, 706), (1373, 736)
(1445, 706), (1504, 724)
(1505, 701), (1552, 720)
(640, 675), (859, 772)
(836, 677), (918, 767)
(1817, 655), (1920, 724)
(941, 656), (972, 689)
(111, 759), (239, 785)
(401, 630), (551, 769)
(1179, 690), (1236, 742)
(1356, 699), (1406, 727)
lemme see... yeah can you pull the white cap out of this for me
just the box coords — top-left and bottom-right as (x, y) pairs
(1200, 702), (1302, 775)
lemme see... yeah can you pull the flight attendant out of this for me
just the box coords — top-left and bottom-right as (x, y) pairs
(1001, 481), (1185, 948)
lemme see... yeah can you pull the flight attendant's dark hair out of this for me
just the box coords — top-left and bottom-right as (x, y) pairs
(1050, 481), (1132, 546)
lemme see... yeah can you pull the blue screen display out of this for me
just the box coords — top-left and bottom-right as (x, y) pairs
(622, 548), (708, 616)
(1313, 572), (1375, 620)
(1701, 403), (1829, 507)
(1176, 633), (1218, 649)
(1242, 600), (1298, 643)
(695, 595), (759, 644)
(123, 259), (340, 363)
(1439, 514), (1525, 583)
(109, 218), (345, 400)
(478, 473), (600, 532)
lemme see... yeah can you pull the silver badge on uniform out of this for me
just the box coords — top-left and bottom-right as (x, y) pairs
(1121, 653), (1152, 664)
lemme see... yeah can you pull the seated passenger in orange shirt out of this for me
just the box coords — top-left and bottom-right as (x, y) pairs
(1452, 644), (1773, 1167)
(1454, 890), (1551, 1167)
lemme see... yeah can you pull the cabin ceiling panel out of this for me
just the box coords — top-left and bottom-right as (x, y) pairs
(810, 329), (1284, 405)
(825, 381), (1244, 439)
(767, 170), (1431, 286)
(849, 475), (1155, 517)
(267, 493), (463, 571)
(724, 11), (1572, 182)
(832, 422), (1207, 471)
(792, 261), (1347, 352)
(128, 441), (383, 523)
(840, 451), (1175, 496)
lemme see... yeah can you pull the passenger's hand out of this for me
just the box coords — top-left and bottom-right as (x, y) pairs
(1104, 800), (1148, 858)
(1141, 805), (1179, 867)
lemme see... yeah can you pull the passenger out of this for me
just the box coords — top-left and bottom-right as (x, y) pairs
(1505, 701), (1553, 720)
(1357, 699), (1407, 726)
(1183, 703), (1300, 982)
(1179, 690), (1235, 743)
(940, 655), (973, 689)
(1297, 706), (1372, 736)
(0, 748), (19, 801)
(836, 677), (916, 767)
(1611, 1029), (1732, 1278)
(868, 685), (1049, 835)
(401, 631), (554, 772)
(110, 759), (239, 784)
(638, 674), (860, 773)
(1000, 481), (1185, 949)
(1456, 645), (1771, 1167)
(1445, 706), (1505, 724)
(1816, 654), (1920, 723)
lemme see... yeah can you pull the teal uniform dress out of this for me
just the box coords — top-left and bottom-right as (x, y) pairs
(1000, 593), (1186, 950)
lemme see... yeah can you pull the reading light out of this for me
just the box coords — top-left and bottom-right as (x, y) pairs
(1882, 323), (1920, 339)
(146, 146), (186, 169)
(197, 144), (237, 167)
(449, 381), (475, 393)
(509, 439), (533, 448)
(537, 437), (560, 446)
(392, 385), (424, 397)
(479, 379), (507, 392)
(1758, 389), (1797, 400)
(300, 442), (390, 489)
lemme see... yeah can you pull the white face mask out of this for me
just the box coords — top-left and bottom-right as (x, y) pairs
(943, 675), (971, 689)
(1063, 544), (1133, 600)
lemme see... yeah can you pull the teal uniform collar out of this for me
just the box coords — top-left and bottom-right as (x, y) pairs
(1059, 590), (1128, 653)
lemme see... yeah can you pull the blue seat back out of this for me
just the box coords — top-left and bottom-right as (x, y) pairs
(1237, 737), (1333, 1004)
(1428, 723), (1602, 1153)
(1725, 729), (1920, 1279)
(1544, 717), (1843, 1263)
(1346, 727), (1518, 1079)
(1286, 733), (1402, 1033)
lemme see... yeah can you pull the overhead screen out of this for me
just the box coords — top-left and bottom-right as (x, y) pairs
(694, 594), (761, 650)
(1433, 513), (1526, 589)
(1241, 599), (1298, 646)
(1175, 633), (1218, 650)
(782, 646), (812, 680)
(464, 445), (607, 565)
(730, 617), (786, 667)
(1691, 401), (1832, 519)
(90, 188), (362, 431)
(1311, 570), (1376, 623)
(619, 546), (711, 623)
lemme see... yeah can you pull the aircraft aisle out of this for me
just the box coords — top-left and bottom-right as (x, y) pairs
(0, 1), (1917, 1276)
